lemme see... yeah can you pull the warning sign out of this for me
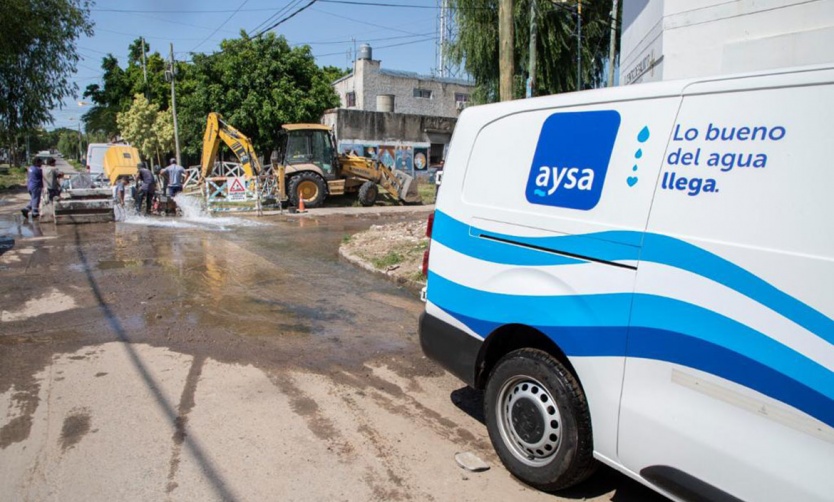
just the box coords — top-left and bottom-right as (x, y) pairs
(227, 177), (247, 201)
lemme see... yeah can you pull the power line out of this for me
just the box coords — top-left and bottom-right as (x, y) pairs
(299, 33), (430, 46)
(249, 0), (305, 36)
(252, 0), (320, 38)
(319, 0), (436, 7)
(311, 6), (427, 37)
(314, 35), (434, 58)
(192, 0), (251, 52)
(92, 7), (280, 13)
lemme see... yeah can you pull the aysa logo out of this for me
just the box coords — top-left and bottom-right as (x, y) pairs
(526, 110), (620, 210)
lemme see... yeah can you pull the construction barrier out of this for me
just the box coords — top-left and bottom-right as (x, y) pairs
(191, 162), (284, 214)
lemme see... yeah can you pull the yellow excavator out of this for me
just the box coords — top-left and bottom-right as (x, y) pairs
(200, 112), (421, 208)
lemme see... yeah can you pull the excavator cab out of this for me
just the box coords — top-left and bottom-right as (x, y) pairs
(276, 125), (338, 180)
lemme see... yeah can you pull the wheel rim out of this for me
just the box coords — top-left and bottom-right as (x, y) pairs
(496, 375), (562, 467)
(297, 180), (319, 201)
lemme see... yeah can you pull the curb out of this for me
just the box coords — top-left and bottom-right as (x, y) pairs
(338, 246), (425, 296)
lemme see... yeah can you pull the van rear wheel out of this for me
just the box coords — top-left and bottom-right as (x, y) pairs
(485, 348), (596, 492)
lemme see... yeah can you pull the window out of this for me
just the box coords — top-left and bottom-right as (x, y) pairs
(413, 88), (433, 99)
(455, 93), (470, 104)
(346, 92), (356, 107)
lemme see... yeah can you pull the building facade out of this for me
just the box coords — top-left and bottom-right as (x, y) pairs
(322, 108), (455, 176)
(621, 0), (834, 84)
(332, 45), (475, 118)
(327, 44), (475, 176)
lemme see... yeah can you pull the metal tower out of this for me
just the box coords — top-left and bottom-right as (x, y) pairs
(436, 0), (459, 78)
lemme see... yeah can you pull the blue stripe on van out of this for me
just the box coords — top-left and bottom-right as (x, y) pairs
(628, 327), (834, 428)
(431, 210), (834, 346)
(638, 233), (834, 347)
(439, 303), (834, 428)
(432, 210), (584, 266)
(428, 272), (834, 403)
(429, 272), (634, 327)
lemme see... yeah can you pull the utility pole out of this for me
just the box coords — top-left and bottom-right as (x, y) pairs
(499, 0), (514, 101)
(527, 0), (537, 98)
(141, 38), (149, 99)
(168, 43), (181, 166)
(576, 0), (582, 91)
(438, 0), (447, 77)
(608, 0), (619, 87)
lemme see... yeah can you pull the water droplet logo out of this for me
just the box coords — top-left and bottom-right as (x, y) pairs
(627, 126), (649, 188)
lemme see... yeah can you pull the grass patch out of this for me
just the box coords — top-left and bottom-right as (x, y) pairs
(0, 165), (27, 190)
(417, 182), (437, 205)
(341, 234), (352, 244)
(372, 251), (404, 269)
(407, 270), (427, 284)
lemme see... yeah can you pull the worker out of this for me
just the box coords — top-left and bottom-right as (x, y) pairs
(21, 157), (43, 219)
(135, 161), (156, 215)
(160, 157), (185, 197)
(42, 157), (63, 203)
(113, 175), (128, 206)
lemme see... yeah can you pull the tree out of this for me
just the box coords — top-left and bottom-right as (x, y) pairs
(0, 0), (93, 165)
(450, 0), (618, 102)
(83, 39), (170, 138)
(177, 32), (342, 161)
(116, 94), (174, 167)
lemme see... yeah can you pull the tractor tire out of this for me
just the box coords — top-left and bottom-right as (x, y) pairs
(358, 181), (378, 207)
(288, 172), (327, 208)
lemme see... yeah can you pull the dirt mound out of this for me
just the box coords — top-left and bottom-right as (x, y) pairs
(339, 218), (429, 291)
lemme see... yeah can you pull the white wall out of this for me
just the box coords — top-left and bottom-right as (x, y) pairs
(332, 58), (474, 118)
(621, 0), (834, 83)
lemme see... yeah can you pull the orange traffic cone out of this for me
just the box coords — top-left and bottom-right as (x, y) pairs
(297, 191), (306, 213)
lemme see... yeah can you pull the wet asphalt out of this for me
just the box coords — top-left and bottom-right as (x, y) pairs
(0, 191), (666, 501)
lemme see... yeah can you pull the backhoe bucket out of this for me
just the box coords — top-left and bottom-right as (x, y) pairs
(396, 171), (422, 204)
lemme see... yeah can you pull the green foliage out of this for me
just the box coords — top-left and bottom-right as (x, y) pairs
(450, 0), (619, 101)
(83, 33), (342, 165)
(0, 0), (93, 164)
(418, 182), (436, 205)
(116, 94), (174, 166)
(83, 39), (171, 138)
(178, 32), (341, 160)
(372, 251), (404, 269)
(0, 165), (27, 190)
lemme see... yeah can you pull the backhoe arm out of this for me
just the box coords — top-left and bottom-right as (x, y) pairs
(200, 112), (262, 179)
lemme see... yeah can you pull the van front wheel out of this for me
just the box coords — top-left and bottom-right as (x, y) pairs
(485, 348), (596, 492)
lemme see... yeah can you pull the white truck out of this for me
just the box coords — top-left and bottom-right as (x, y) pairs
(419, 64), (834, 501)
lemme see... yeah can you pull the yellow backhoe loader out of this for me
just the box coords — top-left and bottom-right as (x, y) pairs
(200, 113), (421, 208)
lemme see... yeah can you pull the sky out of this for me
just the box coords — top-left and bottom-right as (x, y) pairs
(51, 0), (448, 130)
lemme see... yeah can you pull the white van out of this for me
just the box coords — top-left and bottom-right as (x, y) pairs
(419, 65), (834, 501)
(85, 143), (111, 178)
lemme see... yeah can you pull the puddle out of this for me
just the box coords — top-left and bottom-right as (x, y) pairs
(0, 216), (48, 239)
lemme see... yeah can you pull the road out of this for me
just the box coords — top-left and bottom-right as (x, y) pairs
(0, 193), (665, 502)
(53, 156), (78, 176)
